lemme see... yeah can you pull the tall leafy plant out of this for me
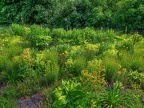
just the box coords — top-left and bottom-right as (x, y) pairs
(52, 80), (98, 108)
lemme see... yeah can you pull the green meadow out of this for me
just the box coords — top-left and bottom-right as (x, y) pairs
(0, 24), (144, 107)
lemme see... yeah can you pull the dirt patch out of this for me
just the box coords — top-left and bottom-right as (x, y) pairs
(18, 93), (43, 108)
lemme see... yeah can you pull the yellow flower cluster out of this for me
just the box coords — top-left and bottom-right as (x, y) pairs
(85, 44), (100, 52)
(65, 58), (74, 68)
(87, 59), (102, 72)
(117, 65), (127, 75)
(22, 48), (31, 61)
(9, 36), (22, 46)
(104, 49), (118, 56)
(81, 70), (107, 92)
(14, 48), (34, 67)
(70, 46), (81, 55)
(24, 27), (31, 35)
(90, 99), (97, 107)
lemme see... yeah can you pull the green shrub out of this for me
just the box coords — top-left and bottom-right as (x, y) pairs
(82, 27), (96, 43)
(0, 34), (32, 83)
(8, 36), (24, 46)
(71, 29), (83, 45)
(0, 97), (17, 108)
(91, 30), (105, 43)
(116, 38), (134, 54)
(65, 58), (75, 74)
(0, 54), (12, 71)
(131, 58), (143, 71)
(52, 28), (74, 44)
(56, 44), (70, 54)
(66, 29), (73, 39)
(115, 65), (128, 86)
(118, 51), (133, 70)
(65, 55), (86, 76)
(1, 48), (34, 83)
(45, 61), (59, 84)
(15, 77), (43, 96)
(131, 49), (144, 71)
(52, 79), (98, 108)
(119, 49), (144, 71)
(84, 43), (100, 60)
(97, 42), (110, 57)
(103, 49), (118, 57)
(35, 50), (59, 84)
(28, 24), (52, 49)
(11, 24), (25, 36)
(106, 29), (117, 43)
(73, 56), (86, 76)
(52, 28), (66, 38)
(1, 35), (23, 58)
(103, 42), (118, 57)
(69, 45), (83, 59)
(128, 70), (144, 89)
(58, 51), (68, 69)
(102, 56), (119, 82)
(135, 38), (144, 49)
(80, 69), (107, 92)
(0, 85), (17, 108)
(87, 59), (102, 72)
(4, 46), (23, 58)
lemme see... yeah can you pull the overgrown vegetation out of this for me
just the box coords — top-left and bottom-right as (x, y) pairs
(0, 24), (144, 107)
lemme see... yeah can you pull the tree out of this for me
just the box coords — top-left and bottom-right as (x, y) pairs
(112, 0), (144, 30)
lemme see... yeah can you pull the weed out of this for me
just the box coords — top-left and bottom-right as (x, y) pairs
(52, 79), (98, 108)
(35, 50), (59, 84)
(84, 43), (100, 60)
(102, 56), (119, 83)
(73, 56), (86, 76)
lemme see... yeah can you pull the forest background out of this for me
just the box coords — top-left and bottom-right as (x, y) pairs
(0, 0), (144, 31)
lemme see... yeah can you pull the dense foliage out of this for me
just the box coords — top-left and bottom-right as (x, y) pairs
(0, 24), (144, 107)
(0, 0), (144, 30)
(0, 1), (143, 107)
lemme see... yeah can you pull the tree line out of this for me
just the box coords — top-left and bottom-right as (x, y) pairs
(0, 0), (144, 30)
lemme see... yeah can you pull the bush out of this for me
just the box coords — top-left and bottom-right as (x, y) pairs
(52, 79), (98, 108)
(69, 45), (83, 59)
(72, 56), (86, 76)
(29, 24), (52, 49)
(11, 24), (25, 36)
(128, 70), (144, 89)
(102, 56), (119, 83)
(80, 69), (107, 92)
(35, 50), (59, 84)
(1, 48), (34, 83)
(87, 59), (102, 72)
(116, 38), (134, 54)
(84, 43), (100, 60)
(118, 51), (133, 70)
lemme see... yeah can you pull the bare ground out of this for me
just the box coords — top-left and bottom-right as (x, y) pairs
(17, 93), (43, 108)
